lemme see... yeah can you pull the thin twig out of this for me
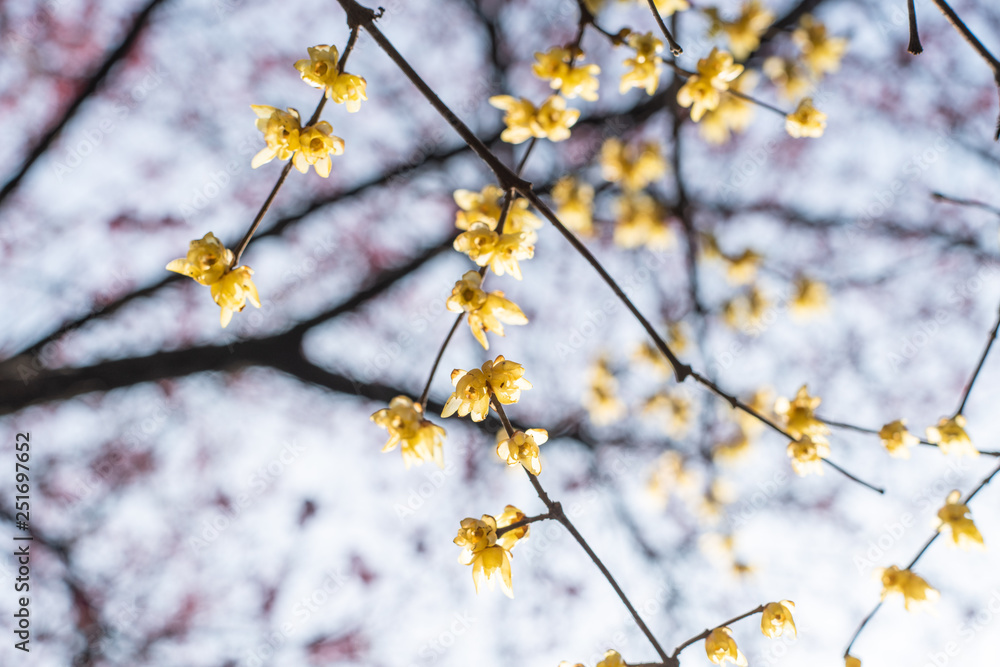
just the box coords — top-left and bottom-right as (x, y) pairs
(418, 314), (464, 410)
(645, 0), (683, 55)
(954, 304), (1000, 416)
(928, 0), (1000, 140)
(670, 605), (766, 660)
(490, 397), (670, 663)
(907, 0), (923, 54)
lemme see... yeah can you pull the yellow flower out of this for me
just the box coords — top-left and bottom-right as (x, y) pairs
(600, 138), (667, 191)
(677, 48), (744, 122)
(699, 71), (758, 144)
(496, 504), (530, 550)
(453, 185), (541, 234)
(166, 232), (234, 286)
(793, 15), (848, 76)
(532, 47), (601, 101)
(936, 489), (985, 550)
(294, 44), (368, 112)
(613, 194), (674, 250)
(790, 275), (828, 316)
(878, 565), (939, 612)
(454, 515), (513, 597)
(706, 1), (775, 60)
(926, 415), (978, 456)
(489, 232), (535, 280)
(722, 284), (770, 331)
(497, 428), (548, 475)
(453, 224), (534, 279)
(453, 222), (499, 266)
(713, 429), (753, 463)
(441, 356), (532, 421)
(210, 266), (260, 328)
(879, 420), (918, 459)
(786, 435), (830, 476)
(620, 32), (664, 95)
(650, 0), (689, 15)
(644, 391), (693, 437)
(487, 355), (533, 404)
(774, 385), (829, 439)
(442, 366), (492, 422)
(586, 357), (626, 425)
(488, 95), (580, 143)
(534, 95), (581, 142)
(761, 600), (796, 638)
(845, 656), (861, 667)
(292, 122), (345, 178)
(551, 177), (595, 235)
(489, 95), (538, 144)
(370, 396), (446, 468)
(445, 270), (528, 349)
(705, 627), (748, 666)
(763, 56), (814, 101)
(785, 98), (827, 138)
(725, 248), (763, 285)
(647, 451), (697, 506)
(250, 105), (302, 168)
(596, 650), (625, 667)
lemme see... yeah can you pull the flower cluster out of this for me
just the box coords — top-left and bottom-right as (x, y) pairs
(166, 232), (260, 327)
(601, 138), (667, 192)
(775, 385), (832, 476)
(533, 47), (601, 101)
(441, 356), (531, 422)
(620, 31), (665, 95)
(370, 396), (446, 468)
(705, 0), (775, 60)
(454, 505), (529, 597)
(677, 48), (744, 122)
(294, 44), (367, 111)
(445, 270), (528, 349)
(490, 94), (580, 144)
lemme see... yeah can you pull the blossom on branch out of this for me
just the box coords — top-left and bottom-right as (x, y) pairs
(936, 489), (985, 550)
(878, 565), (939, 612)
(445, 270), (528, 348)
(785, 98), (827, 138)
(786, 435), (830, 476)
(677, 48), (744, 122)
(532, 47), (601, 101)
(760, 600), (796, 638)
(620, 31), (664, 95)
(926, 415), (978, 456)
(294, 44), (368, 111)
(167, 233), (260, 327)
(489, 94), (580, 143)
(441, 355), (532, 421)
(370, 396), (446, 468)
(879, 420), (918, 458)
(705, 626), (748, 666)
(496, 428), (548, 475)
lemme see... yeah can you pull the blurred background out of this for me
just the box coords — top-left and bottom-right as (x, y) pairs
(2, 0), (1000, 665)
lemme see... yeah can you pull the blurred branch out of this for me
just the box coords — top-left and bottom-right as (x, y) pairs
(0, 0), (170, 212)
(927, 0), (1000, 140)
